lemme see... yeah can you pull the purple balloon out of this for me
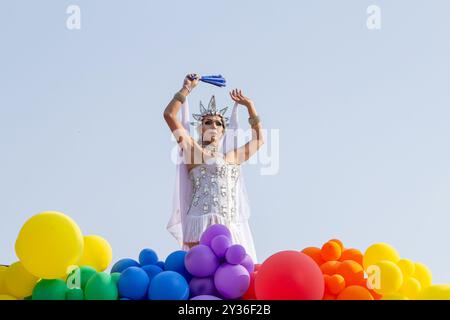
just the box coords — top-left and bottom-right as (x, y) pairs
(185, 245), (219, 277)
(214, 263), (250, 299)
(240, 254), (255, 274)
(200, 224), (232, 247)
(189, 277), (218, 297)
(211, 235), (231, 259)
(190, 295), (222, 300)
(225, 244), (246, 265)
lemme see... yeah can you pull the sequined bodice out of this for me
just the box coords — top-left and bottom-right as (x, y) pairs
(187, 156), (240, 220)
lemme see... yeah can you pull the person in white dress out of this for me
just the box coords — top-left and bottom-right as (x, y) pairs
(163, 73), (264, 262)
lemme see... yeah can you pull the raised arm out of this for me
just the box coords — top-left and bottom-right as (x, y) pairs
(163, 74), (200, 151)
(226, 89), (265, 165)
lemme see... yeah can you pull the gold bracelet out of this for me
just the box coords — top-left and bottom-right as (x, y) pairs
(173, 91), (186, 104)
(248, 115), (260, 126)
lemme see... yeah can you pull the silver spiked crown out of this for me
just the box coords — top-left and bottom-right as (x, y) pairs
(190, 95), (229, 127)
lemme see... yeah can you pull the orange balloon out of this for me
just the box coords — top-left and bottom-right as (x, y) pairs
(320, 261), (342, 275)
(321, 241), (342, 261)
(323, 292), (336, 300)
(301, 247), (325, 266)
(337, 285), (374, 300)
(329, 239), (344, 251)
(340, 248), (363, 265)
(325, 274), (346, 295)
(336, 260), (365, 286)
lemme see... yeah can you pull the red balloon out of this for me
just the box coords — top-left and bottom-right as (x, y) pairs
(242, 271), (257, 300)
(255, 251), (324, 300)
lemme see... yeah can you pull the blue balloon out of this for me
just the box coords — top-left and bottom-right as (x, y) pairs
(148, 271), (189, 300)
(139, 248), (158, 266)
(165, 250), (192, 281)
(111, 258), (140, 274)
(118, 267), (150, 300)
(156, 261), (165, 270)
(141, 264), (163, 283)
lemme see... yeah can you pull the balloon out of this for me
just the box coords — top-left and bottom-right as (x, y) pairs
(242, 271), (257, 300)
(148, 271), (189, 300)
(214, 263), (250, 299)
(337, 286), (374, 300)
(111, 258), (140, 274)
(363, 243), (400, 270)
(77, 235), (112, 272)
(413, 262), (432, 288)
(371, 260), (403, 295)
(301, 247), (324, 266)
(66, 288), (84, 300)
(189, 277), (218, 297)
(4, 261), (39, 299)
(84, 272), (118, 300)
(141, 265), (163, 283)
(185, 245), (219, 277)
(15, 211), (84, 279)
(210, 235), (231, 259)
(399, 277), (421, 299)
(156, 261), (165, 270)
(199, 224), (232, 247)
(111, 272), (121, 285)
(335, 260), (365, 286)
(324, 274), (346, 295)
(418, 285), (450, 300)
(255, 251), (324, 300)
(0, 295), (17, 300)
(66, 265), (96, 290)
(240, 254), (255, 274)
(225, 244), (246, 265)
(118, 267), (149, 300)
(165, 250), (192, 281)
(328, 239), (344, 251)
(320, 261), (342, 276)
(0, 266), (8, 294)
(397, 259), (415, 278)
(340, 249), (363, 265)
(32, 279), (67, 300)
(321, 241), (341, 261)
(139, 249), (158, 266)
(322, 293), (336, 300)
(190, 295), (222, 300)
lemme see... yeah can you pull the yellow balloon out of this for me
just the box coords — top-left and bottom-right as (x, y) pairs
(413, 262), (432, 288)
(399, 277), (422, 299)
(77, 235), (113, 272)
(372, 260), (403, 295)
(363, 243), (400, 270)
(397, 259), (415, 278)
(0, 294), (18, 300)
(4, 262), (38, 299)
(15, 211), (84, 279)
(0, 266), (8, 294)
(381, 292), (409, 300)
(418, 285), (450, 300)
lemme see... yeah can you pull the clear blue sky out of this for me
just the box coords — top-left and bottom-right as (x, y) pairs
(1, 1), (450, 283)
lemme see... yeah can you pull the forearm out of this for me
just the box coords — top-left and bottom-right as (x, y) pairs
(163, 87), (190, 118)
(246, 103), (264, 144)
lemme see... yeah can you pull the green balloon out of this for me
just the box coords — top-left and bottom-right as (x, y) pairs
(32, 279), (67, 300)
(66, 288), (84, 300)
(111, 272), (121, 285)
(24, 295), (32, 300)
(66, 266), (97, 290)
(84, 272), (118, 300)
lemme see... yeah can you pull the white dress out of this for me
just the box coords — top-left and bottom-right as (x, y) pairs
(182, 155), (257, 262)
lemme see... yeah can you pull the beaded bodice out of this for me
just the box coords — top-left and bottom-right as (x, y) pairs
(187, 156), (240, 221)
